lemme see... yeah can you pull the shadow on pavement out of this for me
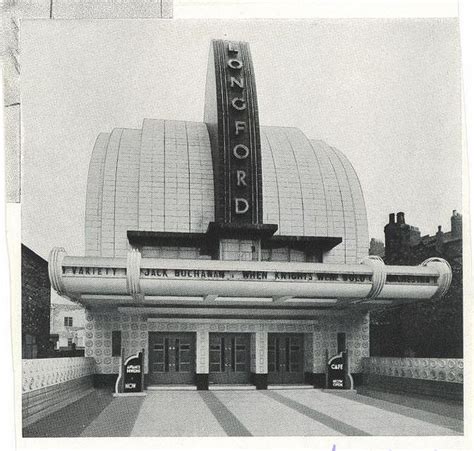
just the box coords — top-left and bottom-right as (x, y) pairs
(23, 389), (113, 437)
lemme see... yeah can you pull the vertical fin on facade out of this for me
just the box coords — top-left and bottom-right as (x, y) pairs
(204, 39), (263, 225)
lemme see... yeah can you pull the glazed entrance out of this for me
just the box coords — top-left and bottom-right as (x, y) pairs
(148, 332), (195, 384)
(267, 333), (304, 384)
(209, 333), (251, 384)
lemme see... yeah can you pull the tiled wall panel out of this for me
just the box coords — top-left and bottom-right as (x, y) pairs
(331, 147), (369, 261)
(85, 311), (369, 376)
(114, 129), (141, 256)
(100, 129), (123, 257)
(312, 312), (369, 373)
(363, 357), (463, 384)
(85, 311), (149, 374)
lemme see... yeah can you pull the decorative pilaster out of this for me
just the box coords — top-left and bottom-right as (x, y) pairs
(195, 330), (209, 390)
(196, 330), (209, 373)
(255, 331), (268, 373)
(253, 331), (268, 389)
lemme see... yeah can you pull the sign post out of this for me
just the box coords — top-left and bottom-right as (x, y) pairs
(326, 350), (354, 390)
(114, 348), (146, 397)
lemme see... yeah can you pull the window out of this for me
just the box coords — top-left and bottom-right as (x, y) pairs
(305, 250), (323, 263)
(112, 331), (122, 357)
(64, 316), (73, 327)
(141, 246), (202, 259)
(220, 239), (261, 261)
(261, 246), (323, 262)
(67, 338), (73, 348)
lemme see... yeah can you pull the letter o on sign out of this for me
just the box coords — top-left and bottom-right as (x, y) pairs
(227, 59), (243, 70)
(231, 97), (246, 111)
(233, 144), (250, 160)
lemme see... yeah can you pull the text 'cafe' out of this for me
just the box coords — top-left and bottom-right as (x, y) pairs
(49, 40), (452, 391)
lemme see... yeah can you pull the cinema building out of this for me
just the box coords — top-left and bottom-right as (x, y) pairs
(48, 40), (452, 390)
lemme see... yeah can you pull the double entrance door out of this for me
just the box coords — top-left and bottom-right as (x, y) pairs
(148, 332), (195, 385)
(268, 333), (304, 384)
(209, 333), (250, 384)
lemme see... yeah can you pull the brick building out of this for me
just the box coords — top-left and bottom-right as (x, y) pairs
(384, 211), (462, 266)
(370, 211), (463, 357)
(21, 244), (51, 358)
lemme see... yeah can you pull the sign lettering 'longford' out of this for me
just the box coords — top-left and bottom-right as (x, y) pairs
(204, 40), (263, 224)
(227, 42), (251, 217)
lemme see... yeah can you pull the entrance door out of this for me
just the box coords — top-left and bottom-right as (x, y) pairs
(268, 333), (304, 384)
(148, 332), (195, 384)
(209, 333), (250, 384)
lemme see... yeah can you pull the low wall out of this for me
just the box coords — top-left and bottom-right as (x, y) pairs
(22, 357), (96, 427)
(361, 357), (463, 401)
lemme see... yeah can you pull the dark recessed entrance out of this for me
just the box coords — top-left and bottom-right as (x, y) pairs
(148, 332), (195, 385)
(209, 333), (251, 384)
(268, 333), (304, 384)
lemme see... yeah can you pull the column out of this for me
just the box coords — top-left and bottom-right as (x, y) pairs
(254, 331), (268, 389)
(195, 330), (209, 390)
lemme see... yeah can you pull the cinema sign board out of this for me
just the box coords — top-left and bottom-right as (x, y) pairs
(62, 265), (437, 286)
(59, 262), (444, 302)
(204, 40), (263, 225)
(51, 249), (448, 301)
(63, 265), (377, 284)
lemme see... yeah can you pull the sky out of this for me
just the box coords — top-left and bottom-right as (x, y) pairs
(20, 18), (462, 260)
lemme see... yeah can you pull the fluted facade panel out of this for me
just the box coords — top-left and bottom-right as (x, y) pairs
(85, 121), (368, 262)
(85, 133), (110, 256)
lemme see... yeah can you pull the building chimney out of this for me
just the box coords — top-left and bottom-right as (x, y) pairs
(451, 210), (462, 238)
(436, 225), (444, 252)
(396, 212), (405, 224)
(389, 213), (395, 224)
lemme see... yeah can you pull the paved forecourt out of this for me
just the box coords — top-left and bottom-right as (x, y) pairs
(24, 388), (462, 437)
(86, 389), (462, 437)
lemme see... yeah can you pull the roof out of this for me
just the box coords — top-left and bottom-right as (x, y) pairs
(85, 119), (368, 263)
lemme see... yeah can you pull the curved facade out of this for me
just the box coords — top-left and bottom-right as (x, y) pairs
(85, 119), (368, 263)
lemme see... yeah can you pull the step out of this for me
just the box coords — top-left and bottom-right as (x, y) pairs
(268, 385), (314, 390)
(209, 384), (256, 390)
(146, 385), (197, 391)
